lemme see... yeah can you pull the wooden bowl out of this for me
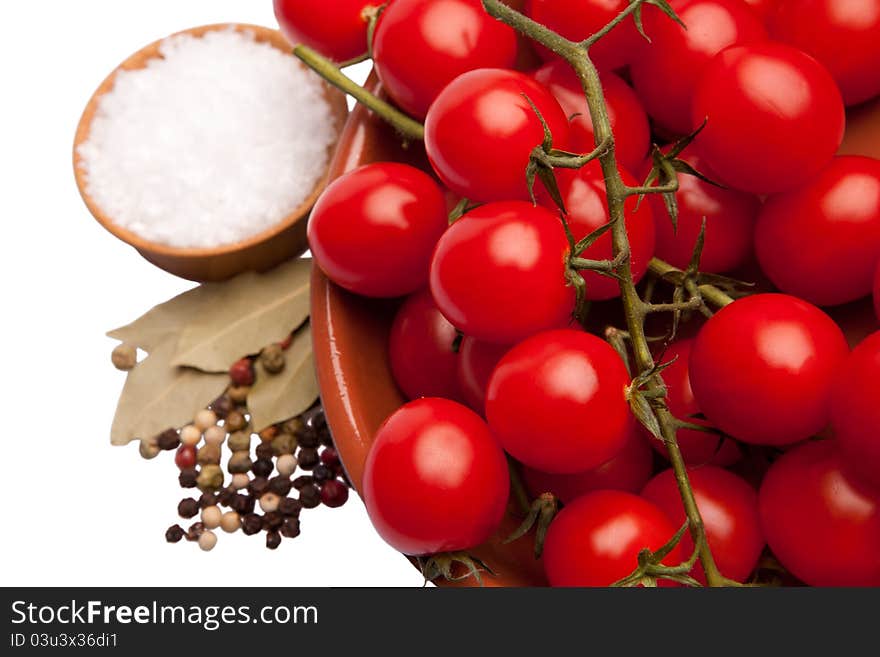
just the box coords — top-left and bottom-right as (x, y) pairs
(73, 23), (348, 282)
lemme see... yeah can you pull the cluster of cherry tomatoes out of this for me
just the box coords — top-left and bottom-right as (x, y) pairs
(274, 0), (880, 586)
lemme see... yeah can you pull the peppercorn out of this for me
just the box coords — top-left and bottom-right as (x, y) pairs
(268, 476), (292, 497)
(229, 358), (255, 387)
(251, 458), (273, 478)
(297, 429), (320, 449)
(262, 511), (284, 530)
(298, 484), (321, 509)
(186, 522), (205, 541)
(175, 445), (197, 470)
(266, 531), (282, 550)
(280, 517), (301, 539)
(248, 476), (269, 497)
(197, 443), (222, 466)
(198, 530), (218, 552)
(230, 494), (250, 514)
(228, 385), (250, 403)
(241, 513), (262, 535)
(231, 473), (250, 490)
(303, 405), (326, 433)
(312, 464), (333, 484)
(220, 511), (240, 533)
(292, 475), (314, 490)
(320, 447), (341, 469)
(201, 505), (222, 529)
(271, 433), (297, 456)
(180, 424), (201, 446)
(279, 497), (302, 517)
(276, 453), (298, 477)
(178, 498), (200, 519)
(210, 395), (233, 420)
(224, 410), (248, 433)
(321, 480), (349, 508)
(165, 524), (185, 543)
(156, 428), (180, 451)
(259, 492), (281, 514)
(282, 417), (303, 437)
(255, 442), (274, 461)
(297, 447), (320, 470)
(217, 487), (235, 507)
(260, 344), (286, 374)
(139, 439), (160, 460)
(319, 429), (334, 447)
(259, 425), (279, 442)
(204, 425), (226, 446)
(198, 492), (218, 508)
(179, 468), (199, 489)
(228, 451), (253, 474)
(111, 343), (138, 371)
(194, 409), (217, 431)
(196, 464), (224, 491)
(227, 431), (251, 453)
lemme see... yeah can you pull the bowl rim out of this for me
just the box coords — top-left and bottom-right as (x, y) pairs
(72, 22), (346, 258)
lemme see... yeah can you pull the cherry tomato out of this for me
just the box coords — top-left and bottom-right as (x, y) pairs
(456, 337), (509, 414)
(429, 201), (574, 344)
(759, 440), (880, 586)
(486, 329), (631, 473)
(308, 163), (448, 298)
(372, 0), (518, 120)
(273, 0), (375, 62)
(389, 289), (460, 401)
(875, 261), (880, 321)
(769, 0), (880, 106)
(532, 61), (649, 173)
(692, 42), (845, 195)
(631, 0), (767, 136)
(543, 490), (682, 587)
(831, 331), (880, 489)
(425, 68), (570, 202)
(689, 294), (849, 445)
(536, 161), (655, 301)
(362, 398), (509, 555)
(522, 426), (653, 501)
(742, 0), (779, 20)
(526, 0), (642, 71)
(755, 156), (880, 307)
(652, 339), (742, 466)
(642, 466), (764, 583)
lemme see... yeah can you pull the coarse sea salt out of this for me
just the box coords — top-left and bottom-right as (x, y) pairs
(78, 27), (336, 249)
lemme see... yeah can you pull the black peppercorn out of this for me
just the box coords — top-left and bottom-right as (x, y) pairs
(217, 487), (235, 507)
(248, 476), (269, 497)
(299, 484), (321, 509)
(255, 442), (274, 461)
(198, 492), (217, 509)
(241, 513), (263, 536)
(312, 464), (333, 484)
(262, 511), (284, 530)
(297, 429), (320, 449)
(292, 475), (314, 490)
(210, 395), (233, 420)
(178, 498), (200, 519)
(319, 428), (334, 447)
(186, 522), (205, 541)
(280, 517), (301, 539)
(251, 458), (273, 478)
(165, 524), (185, 543)
(156, 428), (180, 451)
(268, 476), (292, 497)
(179, 468), (198, 489)
(297, 447), (320, 470)
(230, 493), (248, 514)
(279, 497), (302, 517)
(266, 531), (282, 550)
(302, 405), (326, 432)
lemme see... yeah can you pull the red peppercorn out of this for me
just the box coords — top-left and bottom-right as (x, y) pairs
(229, 358), (255, 386)
(320, 480), (349, 508)
(175, 445), (197, 470)
(320, 447), (341, 469)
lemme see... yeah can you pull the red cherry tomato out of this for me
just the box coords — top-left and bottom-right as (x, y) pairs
(308, 163), (447, 298)
(755, 156), (880, 307)
(652, 339), (742, 466)
(526, 0), (642, 71)
(389, 289), (460, 401)
(532, 61), (649, 173)
(875, 261), (880, 321)
(372, 0), (518, 119)
(642, 466), (764, 583)
(648, 151), (760, 274)
(769, 0), (880, 106)
(759, 440), (880, 586)
(430, 201), (574, 344)
(536, 161), (655, 301)
(456, 337), (509, 414)
(689, 294), (849, 445)
(425, 69), (569, 202)
(522, 426), (653, 501)
(692, 42), (845, 195)
(362, 398), (509, 555)
(631, 0), (767, 136)
(273, 0), (375, 62)
(831, 331), (880, 489)
(486, 329), (631, 473)
(543, 490), (683, 586)
(742, 0), (779, 20)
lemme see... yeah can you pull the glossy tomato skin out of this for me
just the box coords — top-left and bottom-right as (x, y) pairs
(522, 426), (654, 501)
(689, 294), (849, 446)
(758, 440), (880, 586)
(429, 202), (574, 344)
(543, 490), (682, 587)
(486, 329), (631, 473)
(362, 398), (509, 555)
(372, 0), (518, 120)
(389, 289), (460, 401)
(875, 262), (880, 321)
(631, 0), (767, 136)
(742, 0), (778, 20)
(527, 0), (642, 71)
(532, 61), (649, 173)
(769, 0), (880, 106)
(425, 69), (569, 203)
(692, 42), (845, 195)
(273, 0), (374, 62)
(831, 331), (880, 489)
(308, 163), (447, 298)
(456, 337), (510, 414)
(536, 161), (655, 301)
(755, 156), (880, 307)
(642, 466), (764, 583)
(652, 339), (742, 466)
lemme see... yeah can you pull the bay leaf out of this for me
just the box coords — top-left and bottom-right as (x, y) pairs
(247, 324), (318, 432)
(110, 338), (227, 445)
(171, 258), (312, 372)
(107, 284), (210, 353)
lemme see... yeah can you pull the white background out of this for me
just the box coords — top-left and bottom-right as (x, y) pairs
(1, 1), (423, 587)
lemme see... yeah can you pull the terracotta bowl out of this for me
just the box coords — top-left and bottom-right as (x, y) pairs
(312, 75), (880, 586)
(73, 23), (348, 282)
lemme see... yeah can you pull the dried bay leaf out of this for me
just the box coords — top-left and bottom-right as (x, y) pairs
(111, 338), (227, 445)
(248, 324), (318, 432)
(107, 284), (210, 353)
(171, 258), (311, 372)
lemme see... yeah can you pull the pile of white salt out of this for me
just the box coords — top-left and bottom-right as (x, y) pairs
(77, 27), (336, 249)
